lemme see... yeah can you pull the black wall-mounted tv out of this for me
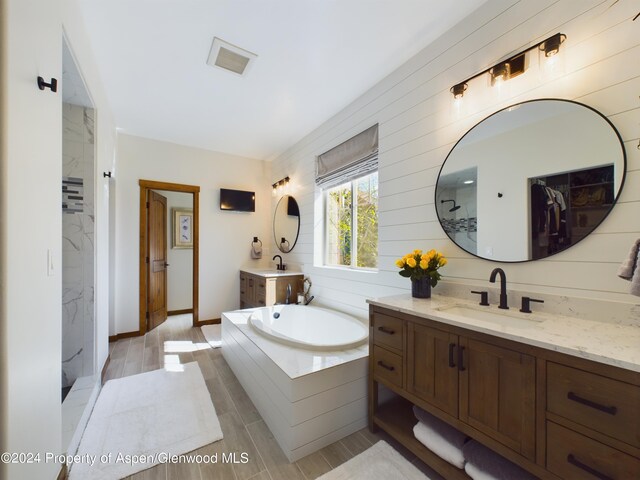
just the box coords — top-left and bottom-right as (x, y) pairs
(220, 188), (255, 212)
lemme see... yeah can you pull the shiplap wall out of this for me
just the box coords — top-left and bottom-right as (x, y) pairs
(270, 0), (640, 321)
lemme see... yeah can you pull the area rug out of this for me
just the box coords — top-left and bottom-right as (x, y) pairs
(70, 362), (222, 480)
(317, 440), (431, 480)
(201, 324), (222, 348)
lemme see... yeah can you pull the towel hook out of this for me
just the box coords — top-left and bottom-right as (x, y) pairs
(37, 76), (58, 92)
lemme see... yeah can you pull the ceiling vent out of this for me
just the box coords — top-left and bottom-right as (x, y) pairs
(207, 37), (257, 76)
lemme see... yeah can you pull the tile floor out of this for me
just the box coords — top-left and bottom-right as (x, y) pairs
(104, 315), (442, 480)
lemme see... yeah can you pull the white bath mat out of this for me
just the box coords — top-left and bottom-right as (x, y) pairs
(70, 362), (222, 480)
(317, 440), (432, 480)
(201, 324), (222, 348)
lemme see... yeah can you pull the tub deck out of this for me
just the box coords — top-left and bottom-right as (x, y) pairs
(221, 308), (369, 461)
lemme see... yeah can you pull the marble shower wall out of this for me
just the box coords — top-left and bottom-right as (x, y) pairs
(62, 102), (95, 388)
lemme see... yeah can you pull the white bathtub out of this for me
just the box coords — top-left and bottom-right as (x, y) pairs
(221, 305), (369, 461)
(249, 305), (368, 350)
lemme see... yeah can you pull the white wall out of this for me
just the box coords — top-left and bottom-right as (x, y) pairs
(114, 134), (271, 334)
(159, 190), (193, 312)
(0, 1), (62, 477)
(270, 0), (640, 321)
(0, 1), (116, 477)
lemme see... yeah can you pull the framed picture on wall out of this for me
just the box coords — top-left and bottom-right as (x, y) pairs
(173, 208), (193, 249)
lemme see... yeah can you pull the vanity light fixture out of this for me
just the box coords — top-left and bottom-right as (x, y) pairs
(272, 176), (290, 196)
(450, 32), (566, 99)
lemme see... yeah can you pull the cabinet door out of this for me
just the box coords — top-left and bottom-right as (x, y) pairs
(406, 322), (458, 417)
(458, 337), (536, 460)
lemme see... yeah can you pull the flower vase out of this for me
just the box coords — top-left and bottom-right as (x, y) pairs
(411, 277), (431, 299)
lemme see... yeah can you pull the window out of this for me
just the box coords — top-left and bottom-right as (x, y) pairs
(325, 172), (378, 268)
(316, 125), (379, 270)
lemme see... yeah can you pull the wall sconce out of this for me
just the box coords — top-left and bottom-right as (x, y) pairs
(272, 176), (290, 196)
(450, 32), (566, 99)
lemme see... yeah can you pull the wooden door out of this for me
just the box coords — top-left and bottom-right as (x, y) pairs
(406, 322), (459, 417)
(458, 337), (536, 460)
(147, 190), (168, 331)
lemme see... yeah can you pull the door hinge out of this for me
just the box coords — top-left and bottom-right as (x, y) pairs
(145, 257), (149, 264)
(146, 201), (150, 208)
(146, 311), (149, 319)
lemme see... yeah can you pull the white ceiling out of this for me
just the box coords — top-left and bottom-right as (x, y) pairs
(77, 0), (487, 160)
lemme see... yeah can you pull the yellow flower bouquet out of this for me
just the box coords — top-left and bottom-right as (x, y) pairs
(396, 249), (447, 296)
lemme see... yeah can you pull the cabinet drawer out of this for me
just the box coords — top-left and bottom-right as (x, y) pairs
(373, 346), (403, 388)
(373, 313), (403, 351)
(255, 293), (266, 307)
(547, 362), (640, 447)
(547, 422), (640, 479)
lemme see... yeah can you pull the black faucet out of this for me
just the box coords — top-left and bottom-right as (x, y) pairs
(272, 254), (284, 271)
(489, 268), (509, 309)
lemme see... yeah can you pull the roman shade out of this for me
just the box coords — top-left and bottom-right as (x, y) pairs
(315, 124), (378, 189)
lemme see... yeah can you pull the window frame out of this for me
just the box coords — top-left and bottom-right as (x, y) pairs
(323, 170), (378, 271)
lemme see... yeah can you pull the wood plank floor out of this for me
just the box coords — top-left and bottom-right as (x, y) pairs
(106, 315), (442, 480)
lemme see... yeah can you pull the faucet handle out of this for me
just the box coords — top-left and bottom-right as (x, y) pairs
(471, 290), (489, 306)
(520, 296), (544, 313)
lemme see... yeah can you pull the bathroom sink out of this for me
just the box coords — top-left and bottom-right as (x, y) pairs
(249, 269), (298, 276)
(435, 304), (544, 329)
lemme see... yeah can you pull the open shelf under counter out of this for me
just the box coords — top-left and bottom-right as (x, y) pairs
(373, 396), (471, 480)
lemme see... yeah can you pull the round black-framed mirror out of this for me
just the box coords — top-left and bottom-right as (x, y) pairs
(435, 99), (626, 262)
(273, 195), (300, 253)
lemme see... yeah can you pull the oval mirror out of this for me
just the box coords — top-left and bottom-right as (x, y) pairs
(436, 99), (626, 262)
(273, 195), (300, 253)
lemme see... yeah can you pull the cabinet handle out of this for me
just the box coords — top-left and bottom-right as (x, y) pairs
(377, 361), (395, 372)
(448, 343), (456, 368)
(458, 346), (466, 371)
(567, 454), (613, 480)
(567, 392), (617, 415)
(240, 290), (245, 294)
(377, 326), (395, 335)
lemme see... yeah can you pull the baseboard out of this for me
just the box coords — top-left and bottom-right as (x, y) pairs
(57, 463), (68, 480)
(196, 318), (221, 326)
(168, 308), (193, 316)
(108, 330), (140, 342)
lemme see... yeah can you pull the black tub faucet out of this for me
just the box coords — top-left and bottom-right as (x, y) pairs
(272, 254), (284, 270)
(489, 268), (509, 309)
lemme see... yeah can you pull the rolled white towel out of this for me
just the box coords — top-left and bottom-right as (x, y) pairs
(412, 405), (468, 469)
(462, 440), (537, 480)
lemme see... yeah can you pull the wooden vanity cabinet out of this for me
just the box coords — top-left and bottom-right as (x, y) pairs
(402, 313), (536, 459)
(406, 322), (458, 417)
(459, 336), (536, 460)
(239, 271), (303, 309)
(369, 304), (640, 480)
(544, 360), (640, 479)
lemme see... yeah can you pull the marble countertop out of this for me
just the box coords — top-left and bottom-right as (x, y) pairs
(241, 268), (304, 278)
(367, 294), (640, 373)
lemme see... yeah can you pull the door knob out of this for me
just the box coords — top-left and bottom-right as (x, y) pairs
(164, 263), (170, 267)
